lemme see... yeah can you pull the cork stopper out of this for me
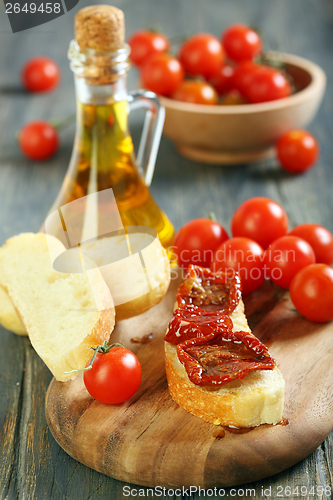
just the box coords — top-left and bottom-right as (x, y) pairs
(75, 5), (125, 52)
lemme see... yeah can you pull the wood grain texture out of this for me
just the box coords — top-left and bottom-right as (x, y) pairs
(45, 277), (333, 489)
(1, 0), (333, 497)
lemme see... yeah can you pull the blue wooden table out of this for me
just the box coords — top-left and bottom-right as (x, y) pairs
(0, 0), (332, 498)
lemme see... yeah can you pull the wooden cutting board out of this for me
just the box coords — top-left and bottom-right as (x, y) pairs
(45, 275), (333, 488)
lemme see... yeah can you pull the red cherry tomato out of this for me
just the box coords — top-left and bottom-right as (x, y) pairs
(174, 218), (229, 269)
(245, 66), (291, 103)
(222, 24), (262, 62)
(171, 80), (218, 105)
(84, 346), (142, 404)
(210, 237), (265, 294)
(232, 61), (261, 96)
(264, 235), (316, 289)
(179, 33), (224, 79)
(127, 30), (170, 67)
(290, 264), (333, 323)
(141, 53), (184, 96)
(289, 223), (333, 265)
(277, 130), (319, 174)
(208, 63), (235, 95)
(22, 56), (60, 92)
(19, 121), (59, 160)
(231, 197), (289, 249)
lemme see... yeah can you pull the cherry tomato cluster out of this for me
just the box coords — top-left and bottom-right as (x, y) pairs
(128, 25), (291, 105)
(128, 27), (319, 173)
(173, 197), (333, 323)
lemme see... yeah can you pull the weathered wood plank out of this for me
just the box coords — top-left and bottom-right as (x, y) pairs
(0, 0), (333, 497)
(0, 328), (25, 500)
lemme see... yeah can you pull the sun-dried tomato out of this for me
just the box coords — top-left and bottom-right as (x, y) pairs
(164, 304), (233, 345)
(177, 330), (276, 386)
(176, 265), (241, 314)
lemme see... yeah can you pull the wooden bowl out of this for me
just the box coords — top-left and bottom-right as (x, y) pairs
(160, 53), (326, 165)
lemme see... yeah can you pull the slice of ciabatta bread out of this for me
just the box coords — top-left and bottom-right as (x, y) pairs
(165, 341), (284, 427)
(0, 233), (115, 381)
(165, 270), (285, 428)
(81, 231), (170, 321)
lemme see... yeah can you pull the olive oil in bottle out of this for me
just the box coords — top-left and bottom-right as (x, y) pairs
(48, 5), (174, 248)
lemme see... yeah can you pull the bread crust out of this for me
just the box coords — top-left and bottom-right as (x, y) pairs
(56, 298), (115, 381)
(165, 298), (285, 427)
(115, 250), (170, 320)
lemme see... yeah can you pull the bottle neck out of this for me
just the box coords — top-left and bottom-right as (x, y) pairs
(68, 40), (131, 105)
(74, 73), (128, 105)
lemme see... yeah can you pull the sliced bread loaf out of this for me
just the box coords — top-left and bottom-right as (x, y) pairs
(0, 231), (170, 333)
(0, 233), (115, 381)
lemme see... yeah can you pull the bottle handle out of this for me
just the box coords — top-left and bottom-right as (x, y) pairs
(127, 90), (165, 187)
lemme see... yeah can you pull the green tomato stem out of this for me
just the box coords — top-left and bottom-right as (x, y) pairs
(208, 212), (217, 221)
(49, 113), (76, 131)
(64, 341), (124, 375)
